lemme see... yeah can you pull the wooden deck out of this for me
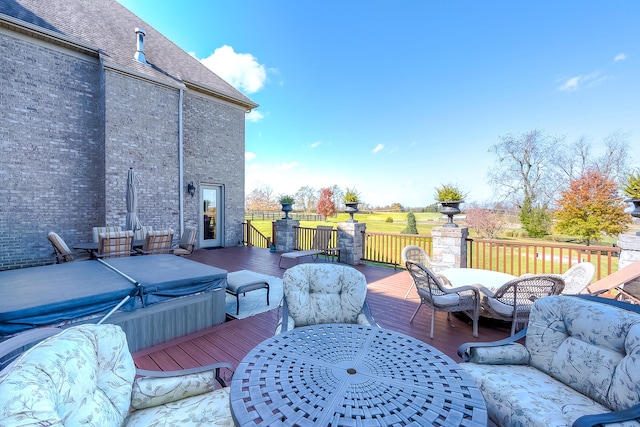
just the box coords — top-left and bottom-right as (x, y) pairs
(132, 246), (512, 372)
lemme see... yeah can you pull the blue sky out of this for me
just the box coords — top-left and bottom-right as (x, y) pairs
(118, 1), (640, 207)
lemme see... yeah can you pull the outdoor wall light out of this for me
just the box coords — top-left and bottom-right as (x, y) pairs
(187, 182), (196, 197)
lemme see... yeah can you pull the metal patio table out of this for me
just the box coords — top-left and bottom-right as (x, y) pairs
(230, 323), (487, 426)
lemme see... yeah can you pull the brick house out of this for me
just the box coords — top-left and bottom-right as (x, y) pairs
(0, 0), (258, 270)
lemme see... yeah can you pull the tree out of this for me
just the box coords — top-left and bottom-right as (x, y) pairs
(401, 212), (419, 234)
(488, 130), (563, 236)
(519, 196), (552, 238)
(465, 207), (504, 239)
(245, 185), (277, 211)
(295, 186), (317, 213)
(316, 187), (336, 221)
(554, 169), (631, 245)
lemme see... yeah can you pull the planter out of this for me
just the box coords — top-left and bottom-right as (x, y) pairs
(440, 201), (463, 228)
(344, 202), (359, 223)
(281, 202), (293, 220)
(626, 199), (640, 219)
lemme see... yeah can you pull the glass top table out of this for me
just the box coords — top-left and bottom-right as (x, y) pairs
(439, 268), (517, 292)
(230, 323), (487, 426)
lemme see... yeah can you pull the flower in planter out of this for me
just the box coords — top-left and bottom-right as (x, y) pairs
(344, 188), (359, 203)
(434, 183), (467, 203)
(622, 170), (640, 200)
(279, 195), (294, 204)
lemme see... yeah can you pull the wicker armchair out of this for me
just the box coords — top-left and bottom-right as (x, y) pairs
(401, 245), (432, 298)
(480, 274), (565, 335)
(405, 260), (480, 338)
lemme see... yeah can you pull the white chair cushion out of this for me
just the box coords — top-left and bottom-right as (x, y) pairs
(125, 387), (234, 427)
(0, 325), (135, 426)
(283, 264), (367, 326)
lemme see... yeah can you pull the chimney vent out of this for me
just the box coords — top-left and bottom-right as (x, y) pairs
(134, 28), (147, 64)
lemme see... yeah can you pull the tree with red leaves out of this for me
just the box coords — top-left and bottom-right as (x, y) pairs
(555, 169), (631, 245)
(316, 187), (336, 221)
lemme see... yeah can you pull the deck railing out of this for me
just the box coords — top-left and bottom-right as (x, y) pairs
(361, 232), (433, 267)
(467, 238), (620, 280)
(252, 224), (621, 280)
(242, 220), (272, 248)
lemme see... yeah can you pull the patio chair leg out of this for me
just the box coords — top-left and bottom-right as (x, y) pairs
(403, 282), (416, 299)
(409, 304), (422, 322)
(430, 308), (435, 339)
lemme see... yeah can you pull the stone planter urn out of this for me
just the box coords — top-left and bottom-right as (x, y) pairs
(440, 201), (463, 228)
(281, 202), (293, 220)
(626, 199), (640, 219)
(344, 202), (359, 223)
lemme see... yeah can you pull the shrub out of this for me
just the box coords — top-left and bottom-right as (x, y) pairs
(385, 217), (394, 223)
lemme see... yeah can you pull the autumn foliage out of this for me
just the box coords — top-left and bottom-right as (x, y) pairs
(554, 170), (631, 245)
(316, 187), (336, 221)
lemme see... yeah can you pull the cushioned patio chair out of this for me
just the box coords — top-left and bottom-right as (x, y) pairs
(560, 262), (596, 294)
(278, 225), (339, 268)
(133, 225), (153, 241)
(480, 274), (565, 335)
(0, 324), (235, 426)
(47, 231), (91, 263)
(405, 260), (481, 338)
(276, 263), (378, 334)
(401, 245), (432, 298)
(92, 226), (122, 242)
(136, 229), (174, 255)
(172, 226), (197, 256)
(96, 230), (135, 258)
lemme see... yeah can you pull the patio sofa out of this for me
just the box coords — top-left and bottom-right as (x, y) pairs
(457, 295), (640, 427)
(0, 324), (235, 426)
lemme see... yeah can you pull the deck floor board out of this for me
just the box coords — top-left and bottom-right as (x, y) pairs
(132, 246), (512, 371)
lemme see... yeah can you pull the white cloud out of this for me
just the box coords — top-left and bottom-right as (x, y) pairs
(372, 143), (384, 153)
(310, 141), (322, 148)
(199, 45), (266, 94)
(614, 53), (627, 62)
(558, 72), (603, 92)
(245, 152), (256, 161)
(246, 110), (263, 123)
(278, 162), (298, 170)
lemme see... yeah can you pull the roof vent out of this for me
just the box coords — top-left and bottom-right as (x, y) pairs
(134, 28), (147, 64)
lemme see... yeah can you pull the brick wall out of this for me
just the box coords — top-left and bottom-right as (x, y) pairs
(0, 33), (104, 269)
(104, 71), (181, 233)
(183, 92), (246, 247)
(1, 32), (248, 269)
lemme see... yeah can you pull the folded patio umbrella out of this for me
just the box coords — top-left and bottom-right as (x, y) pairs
(125, 168), (142, 233)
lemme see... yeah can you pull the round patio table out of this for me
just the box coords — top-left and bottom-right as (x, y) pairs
(230, 323), (487, 426)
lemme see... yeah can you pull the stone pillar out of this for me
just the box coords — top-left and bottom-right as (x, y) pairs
(337, 222), (366, 265)
(274, 219), (299, 253)
(430, 226), (468, 272)
(617, 232), (640, 270)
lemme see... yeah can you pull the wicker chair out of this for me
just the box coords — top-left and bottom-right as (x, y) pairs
(96, 230), (135, 258)
(480, 274), (565, 335)
(401, 245), (432, 298)
(405, 260), (480, 338)
(137, 229), (174, 255)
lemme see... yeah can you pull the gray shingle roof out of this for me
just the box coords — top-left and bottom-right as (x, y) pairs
(0, 0), (258, 109)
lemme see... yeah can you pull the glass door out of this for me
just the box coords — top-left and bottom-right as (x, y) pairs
(201, 185), (223, 248)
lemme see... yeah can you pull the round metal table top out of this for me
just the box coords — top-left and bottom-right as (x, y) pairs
(230, 323), (487, 427)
